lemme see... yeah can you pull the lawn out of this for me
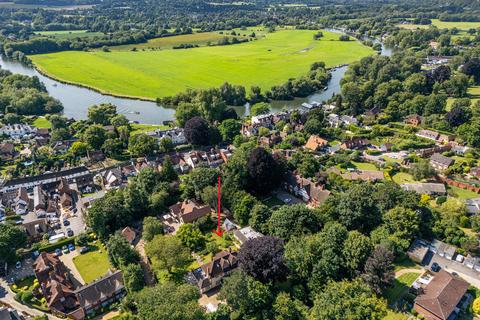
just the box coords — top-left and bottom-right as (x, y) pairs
(351, 161), (380, 171)
(29, 29), (374, 100)
(447, 86), (480, 109)
(73, 242), (112, 284)
(130, 123), (169, 135)
(448, 185), (480, 200)
(32, 117), (52, 129)
(392, 172), (416, 184)
(394, 257), (421, 272)
(34, 30), (105, 40)
(383, 310), (409, 320)
(398, 19), (480, 30)
(384, 272), (420, 306)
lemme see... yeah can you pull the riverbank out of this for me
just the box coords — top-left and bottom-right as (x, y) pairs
(28, 29), (374, 100)
(33, 63), (158, 102)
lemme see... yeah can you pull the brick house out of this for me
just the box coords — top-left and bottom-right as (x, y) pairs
(405, 114), (421, 126)
(414, 270), (469, 320)
(283, 172), (330, 207)
(169, 200), (213, 223)
(191, 250), (238, 293)
(340, 137), (370, 150)
(304, 135), (328, 151)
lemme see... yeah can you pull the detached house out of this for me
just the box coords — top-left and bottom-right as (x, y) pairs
(416, 129), (440, 141)
(340, 137), (370, 150)
(283, 173), (330, 207)
(405, 114), (421, 126)
(430, 153), (454, 171)
(414, 270), (469, 320)
(153, 128), (186, 145)
(192, 250), (238, 293)
(304, 135), (328, 151)
(169, 200), (213, 223)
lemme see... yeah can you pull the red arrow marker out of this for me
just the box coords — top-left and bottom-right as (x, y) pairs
(213, 175), (224, 237)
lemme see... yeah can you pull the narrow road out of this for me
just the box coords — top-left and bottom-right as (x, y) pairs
(135, 239), (156, 286)
(0, 278), (62, 320)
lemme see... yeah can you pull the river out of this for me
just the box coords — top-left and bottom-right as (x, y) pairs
(0, 34), (392, 124)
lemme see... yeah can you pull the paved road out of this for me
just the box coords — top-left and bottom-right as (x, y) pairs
(425, 252), (480, 288)
(0, 278), (62, 320)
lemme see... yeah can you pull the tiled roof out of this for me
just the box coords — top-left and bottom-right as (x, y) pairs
(415, 270), (468, 320)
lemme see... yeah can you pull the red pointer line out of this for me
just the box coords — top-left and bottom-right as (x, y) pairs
(214, 175), (224, 236)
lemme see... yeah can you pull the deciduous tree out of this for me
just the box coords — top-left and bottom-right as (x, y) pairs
(239, 236), (288, 283)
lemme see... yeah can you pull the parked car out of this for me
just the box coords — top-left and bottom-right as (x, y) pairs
(63, 219), (70, 226)
(66, 228), (74, 237)
(53, 223), (61, 230)
(79, 246), (89, 254)
(431, 262), (441, 272)
(68, 243), (75, 252)
(15, 261), (21, 269)
(55, 248), (62, 256)
(62, 245), (69, 254)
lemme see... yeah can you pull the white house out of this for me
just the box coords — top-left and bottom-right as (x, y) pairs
(153, 128), (187, 145)
(0, 124), (37, 139)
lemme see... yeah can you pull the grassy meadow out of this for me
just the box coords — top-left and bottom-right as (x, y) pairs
(398, 19), (480, 31)
(29, 29), (374, 100)
(34, 30), (105, 40)
(109, 31), (256, 51)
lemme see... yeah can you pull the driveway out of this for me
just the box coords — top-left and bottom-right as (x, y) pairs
(60, 204), (86, 237)
(58, 250), (85, 287)
(5, 258), (35, 284)
(425, 252), (480, 288)
(275, 190), (303, 205)
(198, 287), (221, 313)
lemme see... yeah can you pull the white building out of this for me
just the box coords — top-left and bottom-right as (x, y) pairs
(153, 128), (187, 145)
(466, 198), (480, 214)
(0, 124), (37, 139)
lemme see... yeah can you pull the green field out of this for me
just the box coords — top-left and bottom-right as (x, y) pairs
(32, 117), (52, 129)
(109, 31), (253, 51)
(130, 123), (169, 135)
(29, 29), (374, 100)
(447, 85), (480, 109)
(35, 30), (105, 40)
(73, 242), (112, 284)
(398, 19), (480, 31)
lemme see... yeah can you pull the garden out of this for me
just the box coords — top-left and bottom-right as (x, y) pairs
(11, 276), (49, 312)
(73, 240), (112, 284)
